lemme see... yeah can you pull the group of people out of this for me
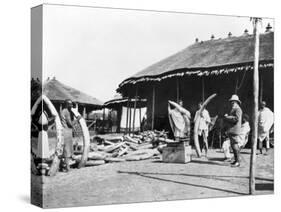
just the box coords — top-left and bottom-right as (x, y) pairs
(168, 94), (274, 168)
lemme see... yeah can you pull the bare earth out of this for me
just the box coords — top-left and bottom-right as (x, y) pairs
(31, 148), (274, 208)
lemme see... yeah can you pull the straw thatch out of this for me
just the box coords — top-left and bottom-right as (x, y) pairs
(43, 78), (103, 107)
(119, 32), (273, 88)
(104, 98), (147, 109)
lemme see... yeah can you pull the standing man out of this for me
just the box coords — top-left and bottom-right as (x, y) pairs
(224, 94), (242, 167)
(60, 99), (74, 172)
(168, 100), (191, 143)
(258, 101), (274, 155)
(222, 114), (250, 161)
(194, 102), (211, 156)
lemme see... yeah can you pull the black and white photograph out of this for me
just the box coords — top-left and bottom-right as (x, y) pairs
(30, 3), (274, 209)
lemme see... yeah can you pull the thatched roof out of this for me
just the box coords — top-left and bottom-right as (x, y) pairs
(103, 98), (147, 109)
(119, 32), (273, 88)
(43, 78), (103, 107)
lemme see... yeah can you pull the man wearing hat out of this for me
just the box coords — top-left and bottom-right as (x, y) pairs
(258, 101), (274, 155)
(224, 94), (243, 167)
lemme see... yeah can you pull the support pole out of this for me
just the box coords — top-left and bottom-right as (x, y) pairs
(102, 107), (105, 132)
(260, 75), (263, 103)
(59, 104), (62, 114)
(125, 99), (129, 134)
(152, 84), (156, 130)
(249, 17), (261, 195)
(132, 86), (138, 133)
(139, 107), (142, 132)
(176, 78), (179, 103)
(83, 106), (87, 119)
(128, 100), (132, 135)
(202, 77), (205, 102)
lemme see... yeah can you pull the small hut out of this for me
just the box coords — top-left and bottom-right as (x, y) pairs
(103, 94), (147, 133)
(117, 30), (274, 134)
(42, 77), (103, 119)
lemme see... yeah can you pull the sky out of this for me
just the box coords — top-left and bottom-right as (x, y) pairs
(34, 4), (274, 102)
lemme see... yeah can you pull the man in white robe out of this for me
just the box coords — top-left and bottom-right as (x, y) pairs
(194, 102), (211, 156)
(168, 100), (191, 142)
(258, 101), (274, 155)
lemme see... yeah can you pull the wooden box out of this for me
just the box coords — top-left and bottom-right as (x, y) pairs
(162, 143), (192, 163)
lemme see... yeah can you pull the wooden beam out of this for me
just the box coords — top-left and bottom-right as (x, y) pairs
(152, 84), (156, 130)
(249, 17), (261, 195)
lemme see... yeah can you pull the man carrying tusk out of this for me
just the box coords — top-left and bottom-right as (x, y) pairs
(168, 100), (191, 144)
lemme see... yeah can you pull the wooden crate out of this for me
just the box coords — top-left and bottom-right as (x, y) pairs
(162, 143), (192, 163)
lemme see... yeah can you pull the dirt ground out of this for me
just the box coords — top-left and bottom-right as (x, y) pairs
(31, 148), (274, 208)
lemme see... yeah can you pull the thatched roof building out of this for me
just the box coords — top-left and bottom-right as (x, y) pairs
(117, 30), (274, 132)
(43, 78), (103, 107)
(31, 77), (103, 118)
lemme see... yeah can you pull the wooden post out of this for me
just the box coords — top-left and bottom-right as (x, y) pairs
(139, 107), (142, 132)
(128, 100), (132, 135)
(83, 106), (87, 119)
(176, 78), (179, 103)
(102, 107), (105, 132)
(249, 17), (261, 195)
(152, 84), (156, 130)
(125, 99), (129, 134)
(59, 104), (62, 114)
(202, 77), (205, 102)
(260, 75), (263, 103)
(132, 86), (138, 133)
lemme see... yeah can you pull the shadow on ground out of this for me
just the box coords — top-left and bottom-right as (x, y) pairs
(118, 170), (249, 195)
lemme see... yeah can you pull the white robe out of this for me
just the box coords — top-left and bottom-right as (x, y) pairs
(258, 107), (274, 141)
(194, 109), (211, 136)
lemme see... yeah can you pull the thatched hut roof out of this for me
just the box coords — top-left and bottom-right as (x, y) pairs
(43, 78), (103, 108)
(103, 98), (147, 109)
(118, 32), (273, 89)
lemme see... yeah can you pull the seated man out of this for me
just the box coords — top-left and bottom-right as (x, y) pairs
(222, 114), (250, 161)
